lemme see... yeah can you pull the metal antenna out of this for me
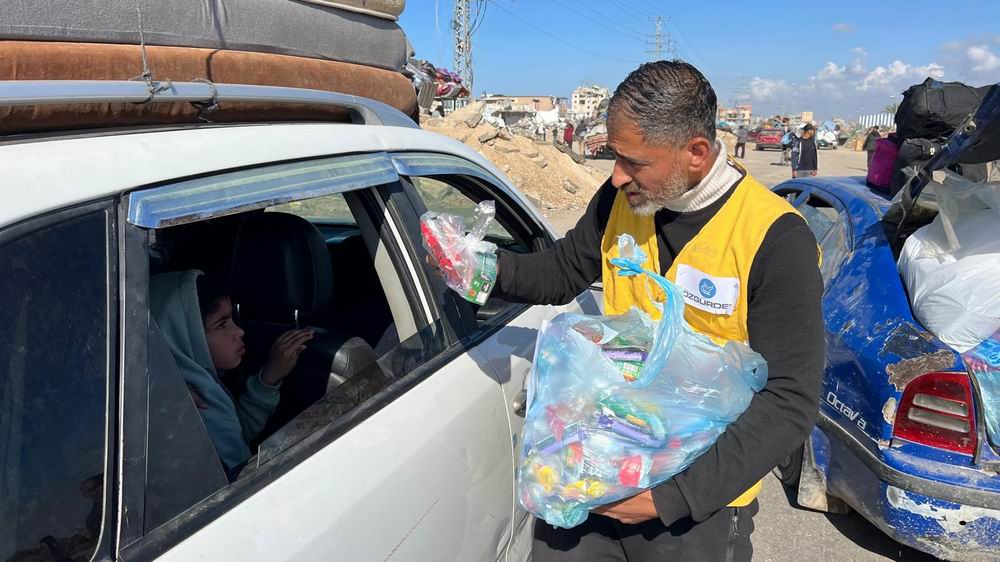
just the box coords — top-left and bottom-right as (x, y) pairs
(453, 0), (473, 95)
(646, 16), (675, 60)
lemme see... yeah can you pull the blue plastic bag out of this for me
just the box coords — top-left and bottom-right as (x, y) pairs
(517, 235), (768, 528)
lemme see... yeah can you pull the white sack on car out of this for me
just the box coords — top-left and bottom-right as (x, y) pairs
(898, 173), (1000, 352)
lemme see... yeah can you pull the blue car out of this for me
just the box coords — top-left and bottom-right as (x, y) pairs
(771, 85), (1000, 561)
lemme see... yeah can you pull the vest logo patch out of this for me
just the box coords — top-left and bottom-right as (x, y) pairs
(676, 265), (739, 316)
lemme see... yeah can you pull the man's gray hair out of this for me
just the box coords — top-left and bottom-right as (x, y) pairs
(608, 60), (718, 146)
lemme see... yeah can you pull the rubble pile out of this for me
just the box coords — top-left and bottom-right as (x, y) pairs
(423, 102), (608, 211)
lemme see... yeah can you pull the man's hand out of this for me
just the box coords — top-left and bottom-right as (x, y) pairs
(261, 329), (314, 386)
(592, 490), (658, 525)
(791, 170), (798, 178)
(810, 170), (818, 177)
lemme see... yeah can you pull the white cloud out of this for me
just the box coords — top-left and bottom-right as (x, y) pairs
(968, 45), (1000, 73)
(859, 60), (944, 91)
(816, 62), (846, 80)
(939, 38), (1000, 82)
(749, 76), (792, 101)
(832, 23), (855, 33)
(850, 47), (868, 58)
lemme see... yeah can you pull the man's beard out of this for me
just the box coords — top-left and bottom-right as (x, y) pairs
(622, 164), (691, 216)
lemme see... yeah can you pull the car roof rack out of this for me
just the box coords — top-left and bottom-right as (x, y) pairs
(0, 80), (419, 129)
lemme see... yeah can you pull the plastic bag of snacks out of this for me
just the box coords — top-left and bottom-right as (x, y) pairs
(963, 330), (1000, 449)
(518, 234), (768, 528)
(420, 200), (498, 304)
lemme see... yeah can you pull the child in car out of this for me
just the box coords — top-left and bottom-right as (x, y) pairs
(150, 270), (313, 478)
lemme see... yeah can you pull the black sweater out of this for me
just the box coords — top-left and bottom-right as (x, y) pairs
(496, 178), (824, 527)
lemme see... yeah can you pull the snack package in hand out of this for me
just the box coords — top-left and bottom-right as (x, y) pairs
(420, 200), (499, 305)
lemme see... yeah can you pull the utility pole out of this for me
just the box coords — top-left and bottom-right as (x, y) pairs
(453, 0), (473, 96)
(646, 16), (676, 61)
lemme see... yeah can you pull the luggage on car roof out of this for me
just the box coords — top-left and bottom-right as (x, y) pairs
(0, 0), (408, 71)
(895, 78), (991, 141)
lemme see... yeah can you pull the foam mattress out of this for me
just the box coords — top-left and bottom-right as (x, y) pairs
(1, 0), (408, 71)
(0, 41), (418, 133)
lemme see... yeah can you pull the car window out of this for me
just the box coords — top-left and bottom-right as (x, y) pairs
(0, 208), (111, 562)
(797, 195), (849, 285)
(127, 169), (458, 549)
(268, 192), (356, 225)
(404, 173), (548, 329)
(410, 176), (515, 244)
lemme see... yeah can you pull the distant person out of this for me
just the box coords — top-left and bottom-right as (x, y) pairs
(537, 123), (546, 142)
(563, 121), (575, 147)
(792, 124), (818, 178)
(734, 125), (748, 158)
(863, 126), (880, 168)
(780, 127), (795, 165)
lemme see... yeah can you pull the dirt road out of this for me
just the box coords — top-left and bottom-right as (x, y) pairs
(545, 145), (940, 561)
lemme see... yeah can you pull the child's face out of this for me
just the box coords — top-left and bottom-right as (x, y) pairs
(203, 296), (246, 371)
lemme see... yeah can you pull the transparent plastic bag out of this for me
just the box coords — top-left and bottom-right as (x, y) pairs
(420, 201), (498, 304)
(518, 235), (768, 528)
(898, 175), (1000, 351)
(964, 330), (1000, 449)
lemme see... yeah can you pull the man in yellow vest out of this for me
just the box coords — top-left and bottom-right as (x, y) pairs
(493, 61), (824, 560)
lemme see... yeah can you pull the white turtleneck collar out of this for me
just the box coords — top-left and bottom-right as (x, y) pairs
(663, 139), (742, 213)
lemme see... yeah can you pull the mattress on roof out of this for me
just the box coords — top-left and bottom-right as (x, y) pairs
(0, 41), (419, 134)
(0, 0), (408, 71)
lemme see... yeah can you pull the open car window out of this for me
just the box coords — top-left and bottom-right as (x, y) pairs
(121, 154), (461, 555)
(797, 194), (849, 287)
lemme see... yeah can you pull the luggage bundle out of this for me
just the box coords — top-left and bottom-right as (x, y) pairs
(0, 0), (417, 132)
(887, 78), (997, 196)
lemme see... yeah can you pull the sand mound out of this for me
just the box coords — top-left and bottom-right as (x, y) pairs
(422, 102), (608, 212)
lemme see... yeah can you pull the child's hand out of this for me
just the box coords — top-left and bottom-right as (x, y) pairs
(261, 329), (314, 386)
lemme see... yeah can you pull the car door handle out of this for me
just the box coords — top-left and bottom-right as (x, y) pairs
(512, 389), (527, 417)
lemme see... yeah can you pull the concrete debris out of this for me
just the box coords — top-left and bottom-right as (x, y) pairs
(423, 101), (607, 210)
(478, 129), (501, 144)
(563, 180), (578, 194)
(464, 112), (483, 128)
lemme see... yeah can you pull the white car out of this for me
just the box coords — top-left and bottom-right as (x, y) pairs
(0, 81), (601, 562)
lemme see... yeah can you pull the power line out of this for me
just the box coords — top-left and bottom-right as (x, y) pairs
(571, 0), (649, 39)
(487, 0), (642, 64)
(543, 0), (641, 41)
(666, 17), (717, 74)
(605, 0), (649, 24)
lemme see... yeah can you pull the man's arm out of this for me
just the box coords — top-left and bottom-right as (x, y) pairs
(650, 214), (825, 525)
(494, 180), (617, 305)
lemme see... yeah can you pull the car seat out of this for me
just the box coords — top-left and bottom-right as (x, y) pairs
(229, 212), (384, 436)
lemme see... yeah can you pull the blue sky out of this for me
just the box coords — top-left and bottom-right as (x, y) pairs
(400, 0), (1000, 120)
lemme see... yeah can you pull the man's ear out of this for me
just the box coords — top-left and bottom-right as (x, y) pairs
(685, 137), (715, 173)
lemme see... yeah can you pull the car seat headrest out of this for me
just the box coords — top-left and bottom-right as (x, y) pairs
(230, 212), (333, 322)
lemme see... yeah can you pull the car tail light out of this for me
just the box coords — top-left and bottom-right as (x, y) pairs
(893, 372), (977, 455)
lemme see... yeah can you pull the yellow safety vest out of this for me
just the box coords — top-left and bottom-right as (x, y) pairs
(600, 161), (803, 507)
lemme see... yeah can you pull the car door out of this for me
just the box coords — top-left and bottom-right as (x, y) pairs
(114, 150), (515, 562)
(0, 202), (117, 562)
(388, 152), (602, 560)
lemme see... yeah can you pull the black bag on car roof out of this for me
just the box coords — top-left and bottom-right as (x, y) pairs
(895, 78), (991, 140)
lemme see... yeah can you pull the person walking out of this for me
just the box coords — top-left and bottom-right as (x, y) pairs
(791, 124), (818, 177)
(485, 61), (824, 561)
(563, 121), (576, 148)
(863, 126), (880, 168)
(734, 125), (748, 158)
